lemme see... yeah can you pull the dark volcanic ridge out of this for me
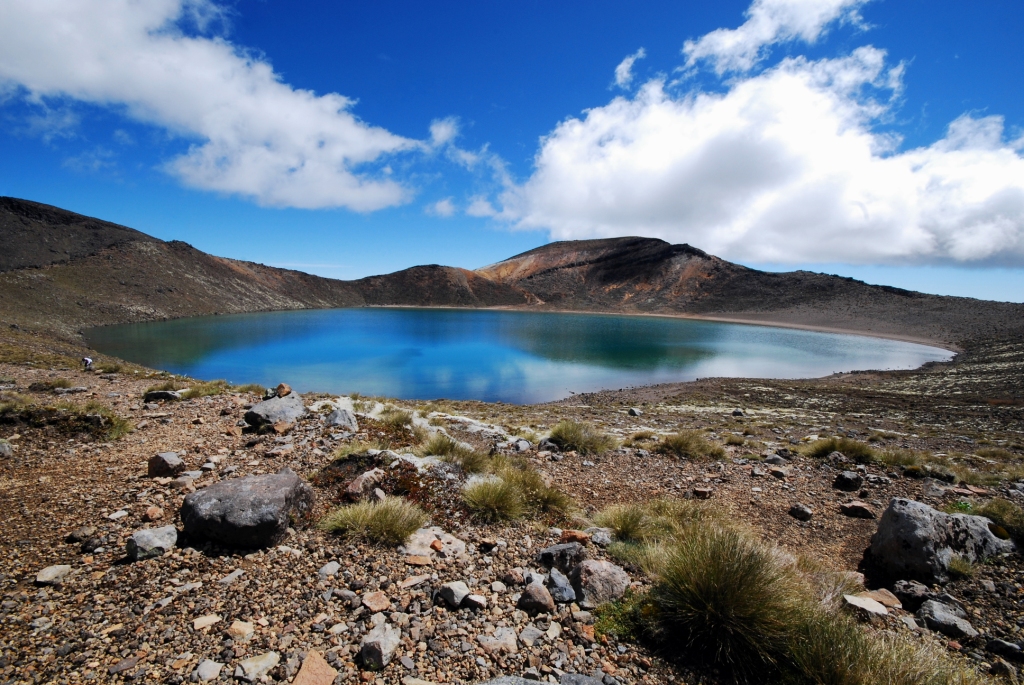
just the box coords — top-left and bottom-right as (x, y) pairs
(2, 195), (1023, 352)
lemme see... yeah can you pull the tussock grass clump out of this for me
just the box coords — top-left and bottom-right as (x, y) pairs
(596, 498), (717, 545)
(231, 383), (266, 395)
(0, 392), (31, 415)
(180, 379), (230, 399)
(95, 362), (125, 374)
(463, 478), (526, 521)
(652, 525), (805, 678)
(656, 430), (725, 460)
(423, 433), (489, 474)
(947, 555), (975, 579)
(494, 458), (573, 515)
(725, 434), (745, 446)
(624, 430), (658, 448)
(549, 420), (617, 454)
(978, 498), (1024, 542)
(333, 438), (384, 460)
(28, 378), (72, 391)
(878, 448), (925, 468)
(379, 406), (414, 429)
(146, 380), (186, 393)
(319, 496), (426, 545)
(803, 437), (875, 463)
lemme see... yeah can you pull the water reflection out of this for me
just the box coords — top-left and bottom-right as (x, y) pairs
(84, 308), (950, 403)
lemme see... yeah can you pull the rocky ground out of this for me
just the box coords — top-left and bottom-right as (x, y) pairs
(0, 339), (1022, 685)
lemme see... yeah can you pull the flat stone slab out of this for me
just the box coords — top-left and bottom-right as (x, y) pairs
(35, 565), (71, 585)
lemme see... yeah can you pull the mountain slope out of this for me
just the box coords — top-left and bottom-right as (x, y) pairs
(476, 237), (1024, 345)
(2, 197), (1022, 355)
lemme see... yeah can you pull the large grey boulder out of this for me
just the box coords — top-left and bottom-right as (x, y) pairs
(180, 468), (314, 548)
(244, 394), (306, 428)
(570, 560), (630, 609)
(360, 623), (400, 670)
(918, 599), (978, 638)
(869, 498), (1015, 583)
(143, 390), (181, 402)
(325, 408), (358, 431)
(126, 525), (178, 560)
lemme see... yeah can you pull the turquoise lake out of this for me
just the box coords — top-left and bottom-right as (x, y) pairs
(84, 308), (952, 404)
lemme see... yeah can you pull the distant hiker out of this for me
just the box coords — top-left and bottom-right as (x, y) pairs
(82, 357), (93, 371)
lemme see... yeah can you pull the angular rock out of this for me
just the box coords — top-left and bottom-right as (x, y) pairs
(360, 623), (401, 670)
(346, 468), (385, 501)
(193, 614), (221, 630)
(143, 505), (164, 522)
(518, 582), (556, 614)
(870, 498), (1016, 583)
(193, 659), (222, 682)
(362, 591), (391, 613)
(547, 567), (576, 604)
(585, 527), (613, 547)
(275, 383), (292, 397)
(463, 594), (487, 610)
(126, 525), (177, 561)
(536, 542), (587, 573)
(325, 408), (358, 431)
(628, 407), (643, 417)
(477, 627), (518, 655)
(570, 560), (630, 609)
(559, 529), (590, 544)
(892, 579), (932, 611)
(318, 561), (340, 579)
(148, 452), (185, 477)
(0, 439), (14, 458)
(234, 652), (280, 682)
(180, 468), (315, 548)
(857, 588), (902, 609)
(475, 679), (537, 685)
(843, 593), (888, 616)
(35, 565), (71, 585)
(840, 500), (876, 519)
(987, 639), (1022, 660)
(225, 620), (255, 641)
(244, 394), (306, 428)
(439, 581), (471, 608)
(560, 675), (604, 685)
(917, 600), (978, 638)
(292, 650), (338, 685)
(518, 625), (545, 647)
(834, 471), (864, 491)
(789, 504), (814, 521)
(143, 390), (180, 402)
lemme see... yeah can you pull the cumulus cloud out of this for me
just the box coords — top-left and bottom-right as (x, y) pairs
(0, 0), (418, 210)
(614, 48), (646, 89)
(497, 0), (1024, 266)
(427, 198), (456, 217)
(683, 0), (870, 74)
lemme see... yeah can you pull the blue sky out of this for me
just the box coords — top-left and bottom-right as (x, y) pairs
(1, 0), (1023, 301)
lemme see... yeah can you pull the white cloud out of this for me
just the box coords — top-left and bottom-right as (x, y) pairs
(503, 39), (1024, 265)
(683, 0), (869, 74)
(427, 197), (456, 217)
(466, 196), (498, 218)
(614, 48), (646, 89)
(0, 0), (418, 210)
(429, 118), (459, 147)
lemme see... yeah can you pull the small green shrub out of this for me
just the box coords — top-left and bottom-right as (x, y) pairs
(942, 500), (974, 515)
(549, 420), (617, 454)
(803, 437), (875, 463)
(463, 478), (526, 521)
(977, 498), (1024, 542)
(594, 590), (651, 641)
(319, 497), (426, 545)
(656, 431), (725, 460)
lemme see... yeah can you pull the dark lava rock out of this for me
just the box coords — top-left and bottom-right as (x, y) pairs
(536, 542), (587, 573)
(180, 468), (314, 548)
(148, 452), (185, 477)
(143, 390), (180, 402)
(892, 579), (932, 611)
(833, 470), (864, 491)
